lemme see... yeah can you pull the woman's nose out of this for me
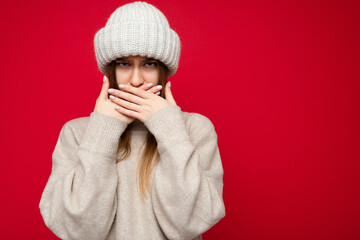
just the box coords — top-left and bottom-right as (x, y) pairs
(129, 69), (144, 87)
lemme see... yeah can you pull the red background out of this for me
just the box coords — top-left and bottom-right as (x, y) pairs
(1, 0), (359, 239)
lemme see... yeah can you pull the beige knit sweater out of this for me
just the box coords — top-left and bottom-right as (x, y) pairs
(39, 105), (225, 240)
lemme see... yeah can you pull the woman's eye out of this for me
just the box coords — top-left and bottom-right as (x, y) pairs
(116, 62), (157, 68)
(145, 62), (157, 67)
(116, 62), (128, 67)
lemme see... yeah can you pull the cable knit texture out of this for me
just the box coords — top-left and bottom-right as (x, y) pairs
(94, 1), (181, 78)
(39, 105), (226, 239)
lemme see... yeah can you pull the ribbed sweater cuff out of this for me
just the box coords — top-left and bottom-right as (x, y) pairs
(144, 105), (190, 147)
(79, 111), (128, 157)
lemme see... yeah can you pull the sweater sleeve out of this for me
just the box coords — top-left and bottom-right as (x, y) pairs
(39, 111), (128, 240)
(144, 105), (226, 240)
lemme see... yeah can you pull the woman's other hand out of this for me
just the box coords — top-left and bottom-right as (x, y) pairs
(93, 76), (162, 125)
(108, 81), (177, 123)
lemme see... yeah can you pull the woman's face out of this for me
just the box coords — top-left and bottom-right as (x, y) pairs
(115, 55), (160, 88)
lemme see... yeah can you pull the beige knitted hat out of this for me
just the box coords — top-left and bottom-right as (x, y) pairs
(94, 1), (181, 78)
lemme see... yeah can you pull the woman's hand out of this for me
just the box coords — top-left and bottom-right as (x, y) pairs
(108, 81), (177, 123)
(93, 76), (163, 125)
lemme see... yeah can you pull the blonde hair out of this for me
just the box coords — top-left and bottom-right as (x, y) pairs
(106, 58), (169, 203)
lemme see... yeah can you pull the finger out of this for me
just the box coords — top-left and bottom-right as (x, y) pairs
(136, 82), (153, 92)
(143, 82), (154, 90)
(109, 95), (142, 112)
(147, 85), (163, 94)
(146, 87), (161, 96)
(164, 81), (177, 105)
(109, 88), (145, 105)
(100, 75), (109, 100)
(144, 83), (161, 95)
(118, 84), (154, 99)
(115, 105), (142, 120)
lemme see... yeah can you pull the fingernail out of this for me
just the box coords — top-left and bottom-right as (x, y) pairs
(168, 81), (171, 88)
(155, 91), (160, 95)
(155, 85), (162, 90)
(103, 76), (107, 83)
(147, 83), (153, 87)
(119, 84), (125, 89)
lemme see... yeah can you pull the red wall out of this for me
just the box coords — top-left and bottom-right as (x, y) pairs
(1, 0), (359, 239)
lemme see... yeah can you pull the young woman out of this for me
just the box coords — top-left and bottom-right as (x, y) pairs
(39, 1), (225, 239)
